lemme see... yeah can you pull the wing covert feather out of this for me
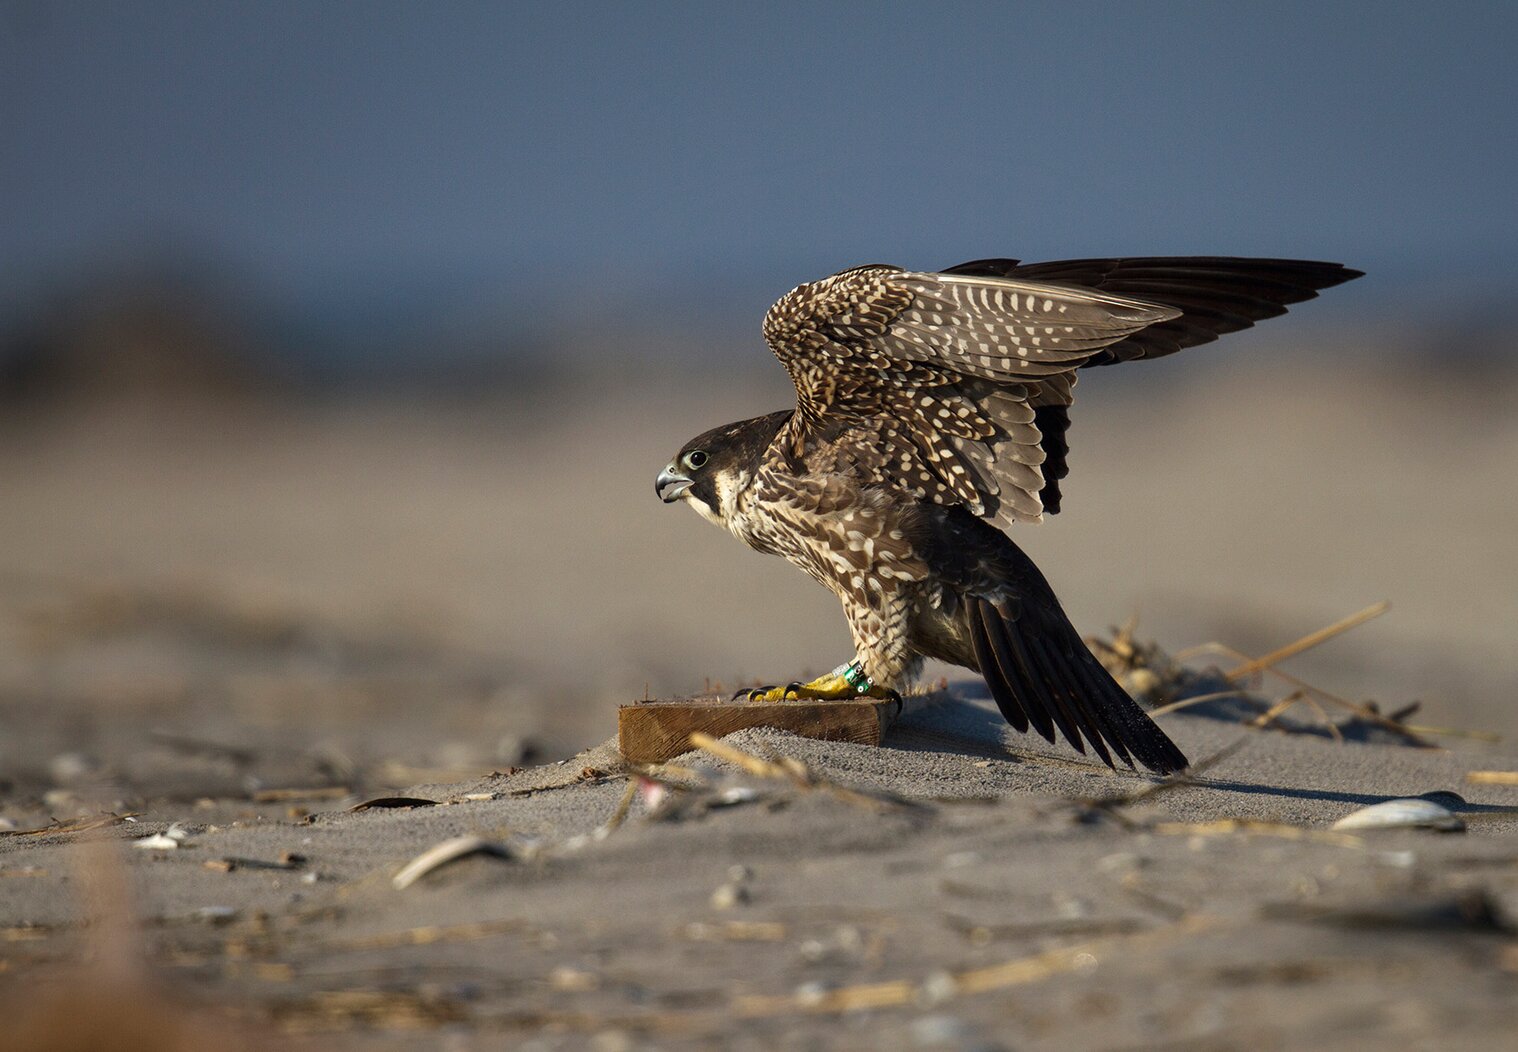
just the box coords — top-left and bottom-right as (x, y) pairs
(761, 257), (1359, 524)
(761, 265), (1178, 526)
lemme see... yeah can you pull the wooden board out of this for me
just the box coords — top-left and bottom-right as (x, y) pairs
(618, 695), (907, 764)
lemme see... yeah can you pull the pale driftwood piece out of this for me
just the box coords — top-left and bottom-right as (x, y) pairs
(617, 692), (937, 764)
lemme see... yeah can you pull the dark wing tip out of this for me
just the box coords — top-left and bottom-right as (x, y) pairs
(970, 598), (1188, 776)
(1026, 257), (1363, 367)
(1318, 264), (1365, 288)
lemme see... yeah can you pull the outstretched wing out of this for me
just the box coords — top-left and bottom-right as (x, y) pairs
(942, 256), (1362, 367)
(762, 264), (1179, 528)
(764, 258), (1361, 524)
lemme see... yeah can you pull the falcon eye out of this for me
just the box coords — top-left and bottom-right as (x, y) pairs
(683, 450), (709, 470)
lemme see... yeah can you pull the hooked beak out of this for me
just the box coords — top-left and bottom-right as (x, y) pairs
(656, 463), (693, 503)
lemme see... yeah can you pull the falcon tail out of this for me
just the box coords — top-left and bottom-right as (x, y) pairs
(967, 594), (1188, 776)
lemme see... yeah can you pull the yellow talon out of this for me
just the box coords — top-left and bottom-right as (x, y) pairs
(737, 667), (899, 703)
(744, 685), (798, 703)
(789, 671), (857, 699)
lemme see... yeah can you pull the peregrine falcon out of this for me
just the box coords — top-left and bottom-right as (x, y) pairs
(657, 257), (1361, 774)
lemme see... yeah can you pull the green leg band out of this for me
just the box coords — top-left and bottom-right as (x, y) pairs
(842, 661), (872, 694)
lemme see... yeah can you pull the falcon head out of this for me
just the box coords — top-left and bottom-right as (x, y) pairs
(656, 411), (792, 526)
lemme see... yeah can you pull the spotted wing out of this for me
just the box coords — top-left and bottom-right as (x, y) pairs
(935, 257), (1364, 514)
(761, 264), (1179, 527)
(942, 256), (1363, 366)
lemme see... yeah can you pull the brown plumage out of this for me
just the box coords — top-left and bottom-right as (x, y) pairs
(657, 256), (1362, 774)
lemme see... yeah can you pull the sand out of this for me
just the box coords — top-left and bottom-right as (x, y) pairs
(2, 358), (1517, 1048)
(3, 690), (1518, 1050)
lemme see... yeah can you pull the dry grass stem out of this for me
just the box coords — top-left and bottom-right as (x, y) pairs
(1098, 603), (1441, 748)
(1295, 693), (1346, 744)
(1152, 818), (1364, 849)
(732, 915), (1219, 1017)
(1403, 725), (1502, 743)
(681, 920), (789, 942)
(1221, 600), (1390, 680)
(0, 813), (139, 838)
(603, 777), (639, 833)
(320, 918), (525, 953)
(687, 732), (914, 812)
(1247, 691), (1308, 731)
(1147, 690), (1255, 717)
(1466, 771), (1518, 786)
(1177, 639), (1436, 747)
(251, 786), (351, 803)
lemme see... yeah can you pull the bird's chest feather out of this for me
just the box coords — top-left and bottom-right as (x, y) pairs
(731, 464), (930, 602)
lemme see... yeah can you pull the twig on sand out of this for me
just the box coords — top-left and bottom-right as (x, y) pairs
(1220, 601), (1390, 680)
(1103, 601), (1460, 748)
(1467, 771), (1518, 786)
(251, 786), (352, 803)
(1246, 690), (1345, 744)
(320, 918), (526, 953)
(1404, 724), (1502, 743)
(1147, 690), (1254, 717)
(0, 813), (139, 838)
(732, 915), (1219, 1016)
(1246, 690), (1308, 732)
(603, 778), (639, 834)
(1293, 692), (1346, 744)
(1150, 818), (1364, 849)
(687, 732), (919, 813)
(1190, 638), (1436, 747)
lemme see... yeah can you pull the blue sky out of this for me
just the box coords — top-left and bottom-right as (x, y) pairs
(3, 1), (1515, 343)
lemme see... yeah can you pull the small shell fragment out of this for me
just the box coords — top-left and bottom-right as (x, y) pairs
(349, 796), (438, 812)
(1331, 798), (1465, 833)
(135, 825), (191, 850)
(712, 786), (761, 807)
(392, 835), (513, 889)
(134, 833), (182, 850)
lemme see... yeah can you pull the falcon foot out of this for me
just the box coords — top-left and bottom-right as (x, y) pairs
(734, 662), (900, 703)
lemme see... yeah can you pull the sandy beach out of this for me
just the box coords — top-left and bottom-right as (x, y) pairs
(2, 358), (1517, 1049)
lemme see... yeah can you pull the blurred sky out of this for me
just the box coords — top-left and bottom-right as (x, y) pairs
(3, 1), (1516, 358)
